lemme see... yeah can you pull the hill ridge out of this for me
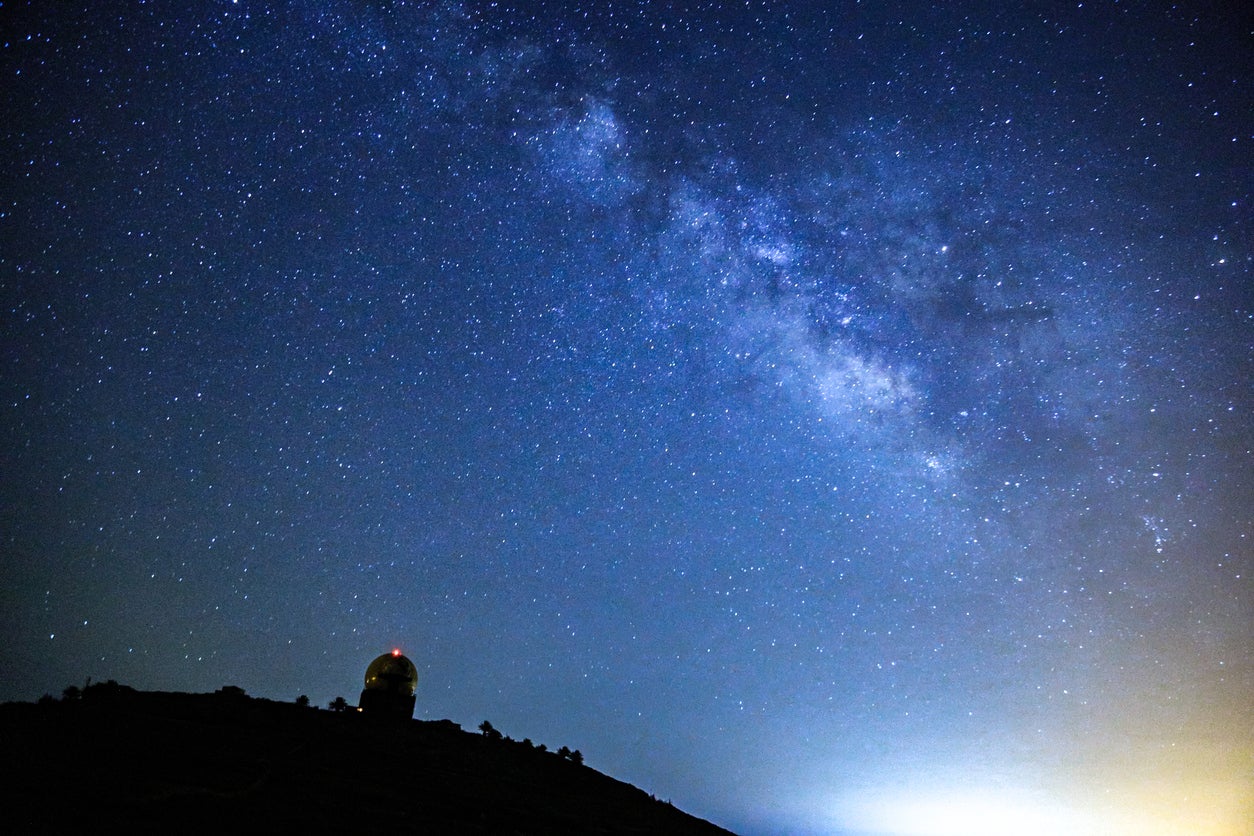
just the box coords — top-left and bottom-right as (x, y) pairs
(1, 683), (736, 835)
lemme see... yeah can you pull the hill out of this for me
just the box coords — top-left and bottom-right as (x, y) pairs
(0, 682), (735, 834)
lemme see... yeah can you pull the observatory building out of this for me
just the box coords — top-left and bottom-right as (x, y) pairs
(359, 649), (418, 720)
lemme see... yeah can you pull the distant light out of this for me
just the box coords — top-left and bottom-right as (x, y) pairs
(391, 648), (402, 657)
(839, 789), (1095, 836)
(828, 780), (1242, 836)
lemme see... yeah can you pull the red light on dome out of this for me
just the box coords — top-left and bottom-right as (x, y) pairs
(391, 648), (402, 657)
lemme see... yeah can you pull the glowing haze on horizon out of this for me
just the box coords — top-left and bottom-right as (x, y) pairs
(1, 2), (1249, 834)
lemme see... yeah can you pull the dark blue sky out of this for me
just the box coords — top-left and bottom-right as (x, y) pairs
(2, 2), (1250, 833)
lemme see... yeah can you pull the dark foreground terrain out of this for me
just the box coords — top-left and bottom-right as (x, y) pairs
(0, 683), (734, 834)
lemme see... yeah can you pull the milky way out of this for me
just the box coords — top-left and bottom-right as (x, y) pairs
(2, 3), (1249, 833)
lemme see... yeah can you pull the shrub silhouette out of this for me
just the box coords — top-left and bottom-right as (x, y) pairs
(328, 696), (349, 712)
(478, 720), (502, 740)
(295, 695), (310, 708)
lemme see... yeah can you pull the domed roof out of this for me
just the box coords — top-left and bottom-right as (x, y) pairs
(363, 650), (418, 696)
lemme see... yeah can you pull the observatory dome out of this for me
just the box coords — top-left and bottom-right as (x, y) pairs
(363, 650), (418, 697)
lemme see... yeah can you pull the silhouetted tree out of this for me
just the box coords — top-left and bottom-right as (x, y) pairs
(84, 679), (123, 700)
(328, 696), (349, 712)
(557, 745), (571, 759)
(295, 695), (310, 708)
(61, 685), (81, 702)
(478, 720), (502, 740)
(569, 749), (583, 765)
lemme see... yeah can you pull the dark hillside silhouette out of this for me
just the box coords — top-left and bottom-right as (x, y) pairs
(0, 684), (734, 835)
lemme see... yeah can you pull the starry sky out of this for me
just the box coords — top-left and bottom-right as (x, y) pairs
(1, 2), (1250, 833)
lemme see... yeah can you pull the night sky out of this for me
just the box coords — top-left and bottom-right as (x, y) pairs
(2, 2), (1250, 833)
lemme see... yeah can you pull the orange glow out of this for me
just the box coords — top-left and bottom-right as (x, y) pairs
(391, 648), (401, 656)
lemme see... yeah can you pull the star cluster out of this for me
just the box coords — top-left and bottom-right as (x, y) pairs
(2, 2), (1249, 833)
